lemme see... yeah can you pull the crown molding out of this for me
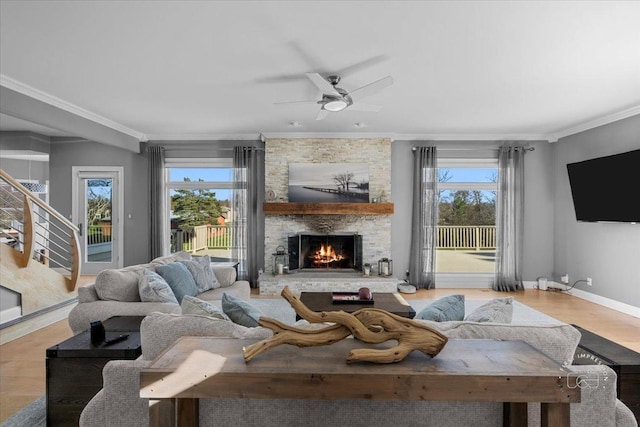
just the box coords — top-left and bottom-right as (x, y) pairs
(146, 133), (261, 141)
(260, 132), (397, 141)
(0, 74), (148, 142)
(391, 133), (550, 142)
(547, 105), (640, 142)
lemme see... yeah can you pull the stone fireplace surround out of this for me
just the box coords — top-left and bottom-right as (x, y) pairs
(260, 138), (395, 295)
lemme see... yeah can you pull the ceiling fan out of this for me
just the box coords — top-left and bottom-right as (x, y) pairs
(276, 73), (393, 120)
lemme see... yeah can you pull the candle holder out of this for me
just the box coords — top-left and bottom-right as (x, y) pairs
(272, 246), (289, 275)
(378, 258), (392, 277)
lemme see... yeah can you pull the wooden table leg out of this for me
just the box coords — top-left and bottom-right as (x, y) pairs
(176, 398), (198, 427)
(149, 399), (174, 427)
(504, 402), (528, 426)
(541, 402), (570, 427)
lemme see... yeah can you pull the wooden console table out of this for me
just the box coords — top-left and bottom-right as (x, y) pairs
(141, 337), (579, 427)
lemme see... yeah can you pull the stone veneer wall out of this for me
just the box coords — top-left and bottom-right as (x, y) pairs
(264, 138), (392, 272)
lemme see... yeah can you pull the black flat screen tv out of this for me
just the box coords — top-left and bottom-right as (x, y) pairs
(566, 149), (640, 223)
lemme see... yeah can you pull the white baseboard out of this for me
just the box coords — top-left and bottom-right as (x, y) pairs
(567, 288), (640, 319)
(0, 306), (22, 323)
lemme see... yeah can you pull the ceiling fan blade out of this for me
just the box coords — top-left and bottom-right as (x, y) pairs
(274, 100), (318, 105)
(334, 54), (390, 78)
(348, 103), (383, 112)
(306, 73), (341, 96)
(316, 109), (329, 121)
(348, 76), (393, 102)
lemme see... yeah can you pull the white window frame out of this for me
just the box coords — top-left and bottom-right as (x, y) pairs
(436, 158), (498, 288)
(165, 159), (234, 254)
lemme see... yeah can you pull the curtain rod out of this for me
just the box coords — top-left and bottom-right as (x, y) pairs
(411, 146), (535, 151)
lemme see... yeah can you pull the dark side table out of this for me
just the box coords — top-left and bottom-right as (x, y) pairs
(46, 316), (144, 426)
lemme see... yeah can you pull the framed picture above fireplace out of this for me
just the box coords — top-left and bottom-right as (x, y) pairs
(288, 163), (369, 203)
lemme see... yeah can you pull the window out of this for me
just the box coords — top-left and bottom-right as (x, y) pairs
(166, 160), (233, 261)
(436, 158), (498, 283)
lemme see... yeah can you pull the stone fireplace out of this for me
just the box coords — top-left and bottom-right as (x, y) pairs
(260, 137), (394, 295)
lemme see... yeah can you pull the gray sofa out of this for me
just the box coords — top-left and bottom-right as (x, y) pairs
(68, 252), (250, 334)
(78, 303), (638, 427)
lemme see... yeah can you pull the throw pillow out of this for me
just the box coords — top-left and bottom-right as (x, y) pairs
(221, 293), (263, 327)
(155, 262), (199, 303)
(212, 266), (236, 288)
(464, 297), (514, 323)
(180, 255), (218, 292)
(138, 269), (178, 303)
(181, 295), (230, 321)
(416, 294), (465, 322)
(151, 251), (193, 265)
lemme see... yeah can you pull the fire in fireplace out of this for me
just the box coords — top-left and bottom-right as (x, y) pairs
(288, 233), (362, 271)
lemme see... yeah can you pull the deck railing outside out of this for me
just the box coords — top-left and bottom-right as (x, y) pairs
(171, 225), (232, 253)
(170, 224), (495, 254)
(437, 225), (496, 250)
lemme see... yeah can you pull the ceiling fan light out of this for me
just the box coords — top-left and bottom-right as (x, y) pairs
(323, 99), (348, 112)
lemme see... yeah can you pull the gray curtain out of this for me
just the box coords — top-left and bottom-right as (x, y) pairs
(409, 147), (438, 289)
(148, 145), (166, 259)
(232, 146), (265, 287)
(494, 146), (525, 291)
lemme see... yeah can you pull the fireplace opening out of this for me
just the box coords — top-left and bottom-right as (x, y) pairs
(288, 233), (362, 271)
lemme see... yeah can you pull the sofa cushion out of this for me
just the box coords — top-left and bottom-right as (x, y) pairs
(151, 251), (192, 265)
(221, 293), (263, 327)
(94, 265), (150, 302)
(140, 312), (272, 361)
(138, 269), (178, 303)
(155, 262), (199, 303)
(181, 295), (230, 320)
(418, 320), (580, 365)
(464, 297), (513, 323)
(180, 256), (219, 292)
(212, 266), (237, 288)
(416, 294), (464, 322)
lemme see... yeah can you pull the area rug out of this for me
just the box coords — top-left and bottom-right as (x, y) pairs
(1, 396), (45, 427)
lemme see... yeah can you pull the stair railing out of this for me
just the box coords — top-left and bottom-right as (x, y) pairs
(0, 168), (81, 290)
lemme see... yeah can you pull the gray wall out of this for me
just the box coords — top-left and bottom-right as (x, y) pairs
(49, 140), (150, 266)
(390, 140), (555, 284)
(552, 115), (640, 308)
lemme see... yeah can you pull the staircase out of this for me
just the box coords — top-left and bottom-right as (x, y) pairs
(0, 168), (81, 343)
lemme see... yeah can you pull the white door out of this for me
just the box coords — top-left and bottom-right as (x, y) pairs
(72, 167), (124, 274)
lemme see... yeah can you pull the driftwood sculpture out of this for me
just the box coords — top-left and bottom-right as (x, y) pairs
(242, 286), (448, 364)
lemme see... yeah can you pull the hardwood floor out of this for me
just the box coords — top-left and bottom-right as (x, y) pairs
(1, 287), (639, 422)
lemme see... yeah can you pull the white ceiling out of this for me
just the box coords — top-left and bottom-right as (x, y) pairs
(1, 1), (639, 142)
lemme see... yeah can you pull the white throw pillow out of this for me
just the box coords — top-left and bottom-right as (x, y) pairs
(464, 297), (514, 323)
(181, 295), (230, 321)
(138, 268), (178, 304)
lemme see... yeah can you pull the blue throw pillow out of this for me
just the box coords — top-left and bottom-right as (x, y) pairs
(416, 294), (465, 322)
(221, 293), (263, 327)
(155, 262), (198, 303)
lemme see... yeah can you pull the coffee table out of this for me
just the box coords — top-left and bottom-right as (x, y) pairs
(46, 316), (144, 426)
(141, 337), (580, 427)
(297, 291), (416, 320)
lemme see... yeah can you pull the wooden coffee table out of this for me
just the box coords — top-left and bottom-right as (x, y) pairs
(298, 291), (416, 320)
(141, 337), (580, 427)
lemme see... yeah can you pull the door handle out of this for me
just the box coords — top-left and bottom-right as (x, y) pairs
(78, 223), (83, 236)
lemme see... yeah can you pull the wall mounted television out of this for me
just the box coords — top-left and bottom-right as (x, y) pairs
(566, 149), (640, 223)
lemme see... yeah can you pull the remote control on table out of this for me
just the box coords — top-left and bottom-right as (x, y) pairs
(103, 334), (129, 346)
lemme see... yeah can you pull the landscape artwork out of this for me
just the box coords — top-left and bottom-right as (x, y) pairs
(288, 163), (370, 203)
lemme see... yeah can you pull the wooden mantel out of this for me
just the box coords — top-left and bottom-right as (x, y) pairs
(263, 202), (394, 215)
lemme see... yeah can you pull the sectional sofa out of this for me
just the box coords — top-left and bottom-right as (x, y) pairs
(78, 301), (638, 427)
(68, 252), (249, 334)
